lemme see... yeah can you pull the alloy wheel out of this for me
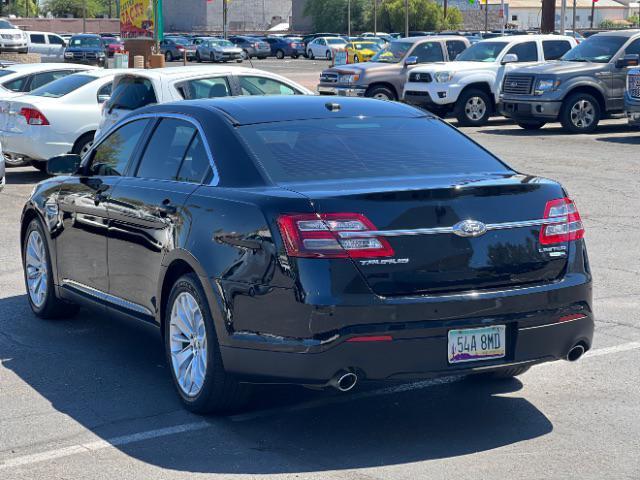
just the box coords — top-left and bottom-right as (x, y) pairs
(169, 292), (208, 397)
(25, 230), (47, 308)
(570, 99), (595, 129)
(465, 96), (487, 121)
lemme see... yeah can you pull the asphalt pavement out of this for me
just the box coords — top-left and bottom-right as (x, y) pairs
(0, 62), (639, 479)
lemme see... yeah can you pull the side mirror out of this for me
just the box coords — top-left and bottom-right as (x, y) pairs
(615, 54), (640, 69)
(97, 94), (110, 104)
(404, 55), (418, 66)
(47, 154), (82, 176)
(501, 53), (519, 65)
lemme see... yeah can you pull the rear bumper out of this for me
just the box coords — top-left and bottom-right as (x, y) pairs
(220, 275), (593, 384)
(1, 128), (73, 161)
(317, 84), (367, 96)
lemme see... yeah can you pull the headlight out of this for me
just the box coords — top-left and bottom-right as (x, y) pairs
(534, 78), (561, 96)
(434, 71), (454, 83)
(98, 52), (105, 57)
(338, 74), (360, 83)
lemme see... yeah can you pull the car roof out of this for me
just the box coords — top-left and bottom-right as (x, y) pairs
(0, 63), (97, 73)
(152, 96), (426, 126)
(114, 65), (267, 81)
(394, 35), (461, 43)
(478, 34), (575, 43)
(70, 33), (101, 38)
(592, 29), (640, 38)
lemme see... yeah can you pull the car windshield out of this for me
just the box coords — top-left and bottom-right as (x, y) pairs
(561, 35), (627, 63)
(172, 37), (191, 46)
(238, 117), (510, 184)
(69, 37), (102, 48)
(0, 20), (16, 29)
(455, 41), (508, 62)
(102, 38), (120, 45)
(327, 38), (346, 45)
(29, 74), (98, 98)
(211, 40), (234, 47)
(370, 41), (411, 63)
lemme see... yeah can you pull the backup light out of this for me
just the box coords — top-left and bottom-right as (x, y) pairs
(277, 213), (394, 258)
(540, 197), (584, 245)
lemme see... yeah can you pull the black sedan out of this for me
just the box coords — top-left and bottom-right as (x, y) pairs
(21, 96), (593, 413)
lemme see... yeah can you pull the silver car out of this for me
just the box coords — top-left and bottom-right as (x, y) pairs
(196, 39), (243, 63)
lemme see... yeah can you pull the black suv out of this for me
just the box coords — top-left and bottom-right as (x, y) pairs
(63, 34), (106, 66)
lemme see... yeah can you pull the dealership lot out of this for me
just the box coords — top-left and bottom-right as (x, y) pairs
(1, 111), (639, 479)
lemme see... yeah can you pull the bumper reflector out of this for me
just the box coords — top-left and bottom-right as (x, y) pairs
(347, 335), (393, 343)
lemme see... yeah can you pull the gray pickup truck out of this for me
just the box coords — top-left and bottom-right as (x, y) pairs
(317, 36), (470, 101)
(499, 30), (640, 133)
(625, 67), (640, 127)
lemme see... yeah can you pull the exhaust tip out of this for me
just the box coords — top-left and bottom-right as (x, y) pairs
(566, 344), (585, 362)
(330, 371), (358, 392)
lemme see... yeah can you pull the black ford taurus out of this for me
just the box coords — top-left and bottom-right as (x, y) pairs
(21, 96), (593, 413)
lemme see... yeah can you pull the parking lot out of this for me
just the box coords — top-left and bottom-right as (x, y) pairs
(1, 65), (639, 480)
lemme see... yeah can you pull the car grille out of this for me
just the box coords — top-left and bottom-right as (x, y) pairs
(409, 72), (432, 83)
(70, 52), (98, 60)
(320, 72), (338, 83)
(629, 74), (640, 99)
(502, 74), (534, 95)
(1, 33), (21, 40)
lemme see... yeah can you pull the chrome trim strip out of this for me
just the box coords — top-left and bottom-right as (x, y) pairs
(61, 279), (153, 317)
(338, 217), (568, 239)
(519, 316), (586, 331)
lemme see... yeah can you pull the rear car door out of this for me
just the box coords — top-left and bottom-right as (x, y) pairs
(28, 33), (48, 59)
(56, 118), (151, 294)
(445, 39), (467, 60)
(47, 34), (66, 61)
(106, 117), (211, 315)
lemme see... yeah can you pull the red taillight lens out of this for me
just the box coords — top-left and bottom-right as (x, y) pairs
(20, 107), (49, 126)
(540, 197), (584, 245)
(277, 213), (394, 259)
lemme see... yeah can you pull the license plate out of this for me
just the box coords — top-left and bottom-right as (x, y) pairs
(448, 326), (506, 364)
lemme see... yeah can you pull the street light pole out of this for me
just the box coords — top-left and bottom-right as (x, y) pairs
(405, 0), (409, 38)
(572, 0), (576, 33)
(223, 0), (228, 39)
(348, 0), (351, 37)
(83, 0), (87, 33)
(373, 0), (377, 34)
(560, 0), (566, 34)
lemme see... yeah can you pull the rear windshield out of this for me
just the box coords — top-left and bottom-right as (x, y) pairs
(238, 117), (510, 183)
(30, 74), (97, 98)
(0, 69), (16, 78)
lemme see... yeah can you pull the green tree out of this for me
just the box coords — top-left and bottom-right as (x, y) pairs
(6, 0), (39, 17)
(304, 0), (371, 33)
(43, 0), (107, 18)
(380, 0), (462, 32)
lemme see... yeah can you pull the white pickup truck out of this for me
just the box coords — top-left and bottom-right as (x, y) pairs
(403, 34), (577, 126)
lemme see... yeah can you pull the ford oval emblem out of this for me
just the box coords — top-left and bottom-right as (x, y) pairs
(452, 220), (487, 238)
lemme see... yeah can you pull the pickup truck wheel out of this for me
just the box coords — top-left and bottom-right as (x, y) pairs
(455, 89), (491, 126)
(366, 85), (396, 101)
(560, 93), (601, 133)
(517, 121), (546, 130)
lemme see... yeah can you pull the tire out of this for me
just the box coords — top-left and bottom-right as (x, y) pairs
(241, 50), (249, 60)
(276, 49), (285, 59)
(354, 55), (359, 63)
(4, 156), (29, 168)
(559, 92), (601, 134)
(455, 88), (492, 127)
(517, 121), (546, 130)
(365, 85), (396, 101)
(23, 219), (80, 319)
(308, 49), (315, 60)
(71, 132), (95, 157)
(325, 50), (332, 60)
(210, 53), (216, 63)
(196, 51), (202, 63)
(164, 273), (251, 414)
(165, 51), (173, 62)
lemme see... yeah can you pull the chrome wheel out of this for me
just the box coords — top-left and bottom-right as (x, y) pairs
(80, 140), (93, 158)
(170, 292), (207, 397)
(25, 230), (47, 308)
(570, 99), (595, 129)
(465, 96), (487, 121)
(373, 92), (391, 100)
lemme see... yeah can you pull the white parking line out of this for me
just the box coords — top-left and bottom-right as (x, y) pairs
(2, 340), (640, 470)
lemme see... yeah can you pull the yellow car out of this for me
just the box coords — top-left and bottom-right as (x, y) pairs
(346, 41), (382, 64)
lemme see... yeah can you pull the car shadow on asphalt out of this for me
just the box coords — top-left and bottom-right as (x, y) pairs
(595, 135), (640, 145)
(1, 294), (553, 474)
(4, 167), (48, 185)
(476, 122), (633, 137)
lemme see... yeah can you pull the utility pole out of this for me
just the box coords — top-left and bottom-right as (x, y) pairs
(404, 0), (409, 37)
(501, 0), (505, 34)
(223, 0), (228, 38)
(541, 0), (555, 33)
(373, 0), (377, 34)
(560, 0), (566, 34)
(347, 0), (351, 37)
(590, 0), (595, 29)
(444, 0), (448, 20)
(572, 0), (576, 33)
(484, 0), (489, 33)
(83, 0), (87, 33)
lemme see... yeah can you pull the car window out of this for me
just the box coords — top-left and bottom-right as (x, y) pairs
(30, 74), (97, 98)
(239, 75), (298, 96)
(625, 38), (640, 56)
(30, 70), (73, 90)
(506, 41), (538, 62)
(136, 118), (196, 181)
(2, 75), (29, 92)
(48, 34), (65, 45)
(30, 34), (46, 44)
(446, 40), (467, 60)
(318, 39), (326, 46)
(177, 133), (210, 183)
(176, 76), (230, 99)
(89, 119), (150, 177)
(542, 40), (572, 60)
(412, 42), (445, 63)
(109, 77), (157, 111)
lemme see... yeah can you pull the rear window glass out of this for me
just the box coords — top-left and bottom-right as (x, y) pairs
(238, 117), (510, 183)
(30, 74), (96, 98)
(177, 77), (230, 99)
(0, 69), (16, 79)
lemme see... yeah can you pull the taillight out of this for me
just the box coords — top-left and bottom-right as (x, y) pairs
(20, 107), (49, 126)
(277, 213), (394, 259)
(540, 197), (584, 245)
(176, 45), (185, 51)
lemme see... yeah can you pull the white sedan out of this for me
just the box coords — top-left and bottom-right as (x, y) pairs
(306, 37), (347, 60)
(0, 69), (115, 172)
(0, 63), (96, 100)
